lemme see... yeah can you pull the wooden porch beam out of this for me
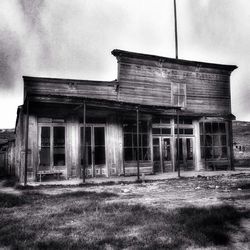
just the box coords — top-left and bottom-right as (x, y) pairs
(24, 97), (29, 186)
(176, 109), (180, 178)
(136, 107), (140, 181)
(82, 101), (86, 183)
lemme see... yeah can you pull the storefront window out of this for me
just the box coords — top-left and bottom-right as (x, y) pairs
(123, 121), (151, 161)
(200, 122), (228, 160)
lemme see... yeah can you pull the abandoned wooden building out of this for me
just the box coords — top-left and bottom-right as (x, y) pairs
(14, 49), (237, 182)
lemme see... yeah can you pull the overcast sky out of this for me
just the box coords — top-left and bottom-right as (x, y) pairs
(0, 0), (249, 128)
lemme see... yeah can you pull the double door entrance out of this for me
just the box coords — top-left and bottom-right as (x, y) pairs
(153, 137), (194, 173)
(80, 125), (106, 177)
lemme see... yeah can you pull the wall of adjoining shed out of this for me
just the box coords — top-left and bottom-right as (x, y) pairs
(117, 56), (232, 115)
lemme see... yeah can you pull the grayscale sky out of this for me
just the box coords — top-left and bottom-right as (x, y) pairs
(0, 0), (249, 128)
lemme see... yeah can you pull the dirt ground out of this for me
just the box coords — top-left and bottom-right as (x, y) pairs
(38, 172), (250, 249)
(0, 171), (249, 249)
(37, 172), (250, 209)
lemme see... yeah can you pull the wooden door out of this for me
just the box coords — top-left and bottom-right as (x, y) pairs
(80, 125), (106, 177)
(38, 125), (66, 172)
(153, 137), (172, 173)
(176, 137), (194, 170)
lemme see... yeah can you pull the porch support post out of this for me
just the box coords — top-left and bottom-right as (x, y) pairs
(228, 120), (235, 170)
(24, 97), (29, 186)
(136, 107), (140, 181)
(177, 109), (180, 178)
(82, 101), (86, 183)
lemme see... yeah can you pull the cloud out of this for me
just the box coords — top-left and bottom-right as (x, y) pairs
(0, 0), (250, 127)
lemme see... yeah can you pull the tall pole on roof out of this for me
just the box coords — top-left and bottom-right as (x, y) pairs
(173, 0), (178, 59)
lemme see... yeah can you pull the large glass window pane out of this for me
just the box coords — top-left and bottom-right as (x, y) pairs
(199, 123), (204, 134)
(163, 138), (171, 161)
(124, 148), (133, 161)
(40, 127), (51, 167)
(94, 127), (105, 146)
(205, 123), (212, 133)
(212, 123), (219, 133)
(41, 127), (50, 147)
(95, 146), (105, 165)
(214, 147), (222, 159)
(222, 147), (228, 158)
(213, 135), (220, 146)
(153, 138), (160, 146)
(205, 147), (213, 159)
(53, 127), (65, 166)
(186, 138), (193, 160)
(219, 123), (226, 133)
(200, 135), (204, 146)
(184, 129), (193, 135)
(80, 127), (92, 165)
(205, 135), (212, 146)
(161, 117), (171, 124)
(94, 127), (105, 165)
(124, 134), (132, 147)
(153, 146), (160, 161)
(80, 127), (91, 145)
(143, 147), (151, 160)
(176, 139), (183, 161)
(142, 134), (149, 147)
(221, 135), (227, 146)
(162, 128), (171, 135)
(152, 128), (161, 134)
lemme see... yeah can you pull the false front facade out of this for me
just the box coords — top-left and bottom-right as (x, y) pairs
(15, 50), (237, 182)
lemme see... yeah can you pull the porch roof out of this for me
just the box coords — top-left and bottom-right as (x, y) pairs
(24, 93), (235, 120)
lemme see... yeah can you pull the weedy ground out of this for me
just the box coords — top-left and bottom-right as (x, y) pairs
(0, 173), (249, 249)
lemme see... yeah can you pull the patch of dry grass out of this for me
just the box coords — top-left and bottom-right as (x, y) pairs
(0, 189), (249, 249)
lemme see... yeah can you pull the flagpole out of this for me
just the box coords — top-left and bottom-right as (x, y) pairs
(173, 0), (178, 59)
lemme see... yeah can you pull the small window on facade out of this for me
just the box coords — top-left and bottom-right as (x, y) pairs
(172, 83), (186, 107)
(152, 128), (171, 135)
(174, 128), (193, 135)
(123, 121), (151, 161)
(174, 117), (192, 124)
(152, 117), (171, 124)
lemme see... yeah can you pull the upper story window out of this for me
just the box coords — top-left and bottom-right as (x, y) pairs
(172, 83), (186, 107)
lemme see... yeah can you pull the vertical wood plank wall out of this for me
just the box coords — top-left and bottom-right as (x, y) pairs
(106, 115), (123, 176)
(117, 56), (232, 115)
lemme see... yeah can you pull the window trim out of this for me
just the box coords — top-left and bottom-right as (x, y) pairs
(123, 121), (151, 162)
(171, 82), (187, 107)
(38, 123), (66, 169)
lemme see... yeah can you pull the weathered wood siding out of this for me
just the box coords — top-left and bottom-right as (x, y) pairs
(117, 56), (233, 115)
(67, 117), (80, 178)
(24, 77), (118, 102)
(106, 115), (123, 176)
(124, 161), (153, 175)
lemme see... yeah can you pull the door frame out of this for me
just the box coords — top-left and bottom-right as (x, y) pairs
(38, 123), (67, 172)
(80, 124), (106, 177)
(175, 136), (194, 170)
(153, 136), (173, 173)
